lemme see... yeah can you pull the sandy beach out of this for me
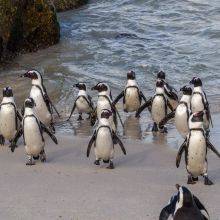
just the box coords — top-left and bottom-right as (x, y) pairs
(0, 130), (219, 220)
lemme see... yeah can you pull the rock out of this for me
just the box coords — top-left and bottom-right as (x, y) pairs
(53, 0), (88, 12)
(0, 0), (60, 63)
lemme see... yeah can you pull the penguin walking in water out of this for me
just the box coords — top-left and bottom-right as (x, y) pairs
(159, 184), (209, 220)
(10, 98), (58, 165)
(67, 83), (94, 121)
(91, 82), (122, 131)
(159, 86), (192, 138)
(135, 80), (173, 133)
(21, 70), (60, 132)
(176, 111), (220, 185)
(0, 87), (22, 145)
(157, 70), (179, 110)
(113, 71), (147, 113)
(87, 109), (126, 169)
(190, 77), (212, 133)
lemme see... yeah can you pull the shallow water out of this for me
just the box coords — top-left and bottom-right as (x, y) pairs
(0, 0), (220, 146)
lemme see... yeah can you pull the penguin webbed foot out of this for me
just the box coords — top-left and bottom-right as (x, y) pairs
(9, 142), (17, 153)
(0, 135), (5, 145)
(26, 160), (35, 166)
(204, 176), (214, 185)
(77, 114), (83, 121)
(152, 123), (158, 132)
(33, 155), (40, 160)
(187, 175), (197, 185)
(94, 159), (100, 166)
(107, 161), (114, 169)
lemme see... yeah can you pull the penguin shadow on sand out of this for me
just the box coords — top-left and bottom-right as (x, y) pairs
(123, 115), (142, 140)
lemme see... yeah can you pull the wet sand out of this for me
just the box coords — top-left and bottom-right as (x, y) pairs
(0, 132), (219, 220)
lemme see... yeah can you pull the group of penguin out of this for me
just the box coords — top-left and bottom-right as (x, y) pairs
(0, 69), (219, 219)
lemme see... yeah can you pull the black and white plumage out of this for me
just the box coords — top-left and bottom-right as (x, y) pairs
(190, 77), (212, 132)
(159, 86), (192, 138)
(21, 70), (60, 132)
(159, 184), (209, 220)
(9, 98), (58, 165)
(67, 83), (94, 121)
(135, 79), (173, 133)
(87, 109), (126, 169)
(0, 87), (22, 145)
(176, 111), (220, 185)
(113, 71), (147, 113)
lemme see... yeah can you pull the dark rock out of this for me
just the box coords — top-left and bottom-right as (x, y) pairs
(0, 0), (60, 63)
(53, 0), (88, 12)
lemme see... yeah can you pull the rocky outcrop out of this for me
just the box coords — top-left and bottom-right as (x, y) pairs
(53, 0), (88, 12)
(0, 0), (60, 63)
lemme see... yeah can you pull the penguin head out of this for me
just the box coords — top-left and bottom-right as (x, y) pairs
(24, 98), (36, 108)
(75, 83), (86, 91)
(100, 109), (112, 119)
(156, 79), (164, 88)
(127, 71), (136, 80)
(180, 86), (192, 95)
(176, 184), (194, 208)
(190, 77), (202, 87)
(189, 111), (204, 129)
(3, 87), (13, 97)
(21, 70), (43, 83)
(91, 82), (109, 93)
(157, 71), (166, 80)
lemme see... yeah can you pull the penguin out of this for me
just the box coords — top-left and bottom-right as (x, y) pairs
(0, 87), (22, 145)
(176, 111), (220, 185)
(67, 83), (94, 121)
(87, 109), (126, 169)
(135, 79), (173, 133)
(9, 98), (58, 165)
(159, 86), (192, 138)
(91, 82), (120, 131)
(190, 77), (212, 133)
(157, 70), (179, 110)
(20, 70), (60, 132)
(159, 184), (209, 220)
(113, 71), (147, 113)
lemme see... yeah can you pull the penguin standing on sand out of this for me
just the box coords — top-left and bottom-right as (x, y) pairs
(159, 86), (192, 138)
(67, 83), (94, 121)
(10, 98), (58, 165)
(157, 71), (179, 110)
(21, 70), (60, 132)
(91, 82), (120, 131)
(190, 77), (212, 133)
(87, 109), (126, 169)
(159, 184), (209, 220)
(135, 80), (173, 133)
(113, 71), (147, 113)
(176, 111), (220, 185)
(0, 87), (22, 145)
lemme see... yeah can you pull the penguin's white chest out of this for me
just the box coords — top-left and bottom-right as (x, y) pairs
(97, 98), (111, 118)
(175, 105), (189, 137)
(95, 128), (114, 160)
(187, 132), (206, 176)
(76, 97), (91, 113)
(151, 96), (166, 124)
(124, 88), (140, 112)
(24, 117), (44, 156)
(191, 94), (204, 113)
(0, 105), (17, 140)
(30, 87), (51, 125)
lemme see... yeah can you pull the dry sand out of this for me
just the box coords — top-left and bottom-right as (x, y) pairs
(0, 132), (219, 220)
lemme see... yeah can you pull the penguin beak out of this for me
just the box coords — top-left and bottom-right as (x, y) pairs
(20, 72), (30, 78)
(189, 78), (194, 85)
(176, 184), (180, 190)
(91, 85), (98, 90)
(75, 83), (79, 88)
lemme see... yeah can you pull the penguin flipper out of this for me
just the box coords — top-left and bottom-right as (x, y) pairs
(159, 111), (175, 127)
(43, 92), (60, 118)
(206, 139), (220, 157)
(167, 100), (174, 112)
(88, 95), (94, 110)
(164, 82), (178, 101)
(159, 204), (172, 220)
(139, 91), (147, 103)
(113, 91), (124, 106)
(87, 131), (96, 157)
(193, 195), (209, 220)
(112, 132), (126, 155)
(10, 128), (23, 152)
(176, 139), (187, 168)
(67, 102), (76, 121)
(40, 122), (58, 144)
(135, 98), (152, 117)
(16, 110), (23, 121)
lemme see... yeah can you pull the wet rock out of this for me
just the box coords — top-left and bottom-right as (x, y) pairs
(0, 0), (60, 63)
(53, 0), (88, 12)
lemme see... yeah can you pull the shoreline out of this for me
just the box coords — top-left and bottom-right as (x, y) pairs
(0, 133), (219, 219)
